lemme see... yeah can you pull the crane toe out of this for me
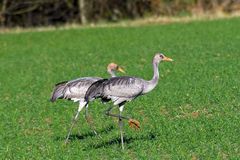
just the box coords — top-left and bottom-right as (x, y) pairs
(128, 119), (140, 129)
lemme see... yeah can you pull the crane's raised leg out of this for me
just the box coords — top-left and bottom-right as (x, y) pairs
(105, 105), (129, 120)
(105, 105), (140, 150)
(65, 102), (85, 144)
(105, 105), (140, 129)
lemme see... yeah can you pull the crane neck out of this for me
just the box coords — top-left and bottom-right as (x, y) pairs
(142, 60), (160, 94)
(108, 69), (116, 77)
(151, 61), (159, 83)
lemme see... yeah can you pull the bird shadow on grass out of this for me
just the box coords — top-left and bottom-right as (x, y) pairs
(86, 132), (157, 149)
(54, 125), (115, 142)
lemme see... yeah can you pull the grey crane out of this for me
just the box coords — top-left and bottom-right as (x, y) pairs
(85, 53), (173, 149)
(50, 63), (125, 144)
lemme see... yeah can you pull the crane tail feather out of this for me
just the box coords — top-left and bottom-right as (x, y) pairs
(50, 81), (68, 102)
(85, 79), (107, 102)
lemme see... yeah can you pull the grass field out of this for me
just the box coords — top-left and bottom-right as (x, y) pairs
(0, 17), (240, 159)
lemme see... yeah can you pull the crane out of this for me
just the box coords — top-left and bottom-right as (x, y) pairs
(50, 63), (125, 144)
(85, 53), (173, 149)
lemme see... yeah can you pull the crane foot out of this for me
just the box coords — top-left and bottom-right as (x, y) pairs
(128, 119), (140, 129)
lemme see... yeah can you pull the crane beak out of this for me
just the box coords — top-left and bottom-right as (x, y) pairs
(117, 66), (126, 73)
(163, 56), (173, 62)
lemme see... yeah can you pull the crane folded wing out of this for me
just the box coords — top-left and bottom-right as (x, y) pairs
(50, 81), (68, 102)
(50, 77), (102, 102)
(85, 76), (144, 105)
(85, 79), (108, 102)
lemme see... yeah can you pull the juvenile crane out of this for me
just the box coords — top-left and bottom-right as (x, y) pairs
(85, 53), (173, 149)
(50, 63), (125, 143)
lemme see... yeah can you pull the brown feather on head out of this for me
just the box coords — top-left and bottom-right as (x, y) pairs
(107, 62), (125, 73)
(107, 63), (118, 71)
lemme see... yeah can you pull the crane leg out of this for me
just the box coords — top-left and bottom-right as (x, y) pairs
(105, 105), (129, 120)
(65, 103), (85, 144)
(119, 105), (124, 150)
(85, 105), (102, 138)
(105, 105), (125, 149)
(105, 105), (140, 129)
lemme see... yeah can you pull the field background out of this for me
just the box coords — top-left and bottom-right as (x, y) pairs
(0, 17), (240, 159)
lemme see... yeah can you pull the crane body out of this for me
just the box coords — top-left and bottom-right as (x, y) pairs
(85, 53), (173, 149)
(50, 63), (125, 143)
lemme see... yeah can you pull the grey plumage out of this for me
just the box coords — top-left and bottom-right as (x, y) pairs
(85, 76), (144, 105)
(85, 79), (108, 102)
(50, 63), (125, 104)
(50, 77), (101, 103)
(50, 81), (68, 102)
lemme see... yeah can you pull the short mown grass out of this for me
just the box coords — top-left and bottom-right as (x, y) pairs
(0, 17), (239, 159)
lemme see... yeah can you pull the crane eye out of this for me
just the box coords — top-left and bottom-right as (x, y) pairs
(159, 54), (164, 59)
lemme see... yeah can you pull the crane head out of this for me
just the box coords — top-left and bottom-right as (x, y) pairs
(107, 63), (126, 73)
(154, 53), (173, 63)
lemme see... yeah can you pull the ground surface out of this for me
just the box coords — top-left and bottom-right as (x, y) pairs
(0, 17), (239, 159)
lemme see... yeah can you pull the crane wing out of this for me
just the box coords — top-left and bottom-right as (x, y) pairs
(102, 76), (144, 99)
(63, 77), (102, 100)
(50, 77), (102, 102)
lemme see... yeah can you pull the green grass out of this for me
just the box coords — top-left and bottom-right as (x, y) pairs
(0, 17), (240, 159)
